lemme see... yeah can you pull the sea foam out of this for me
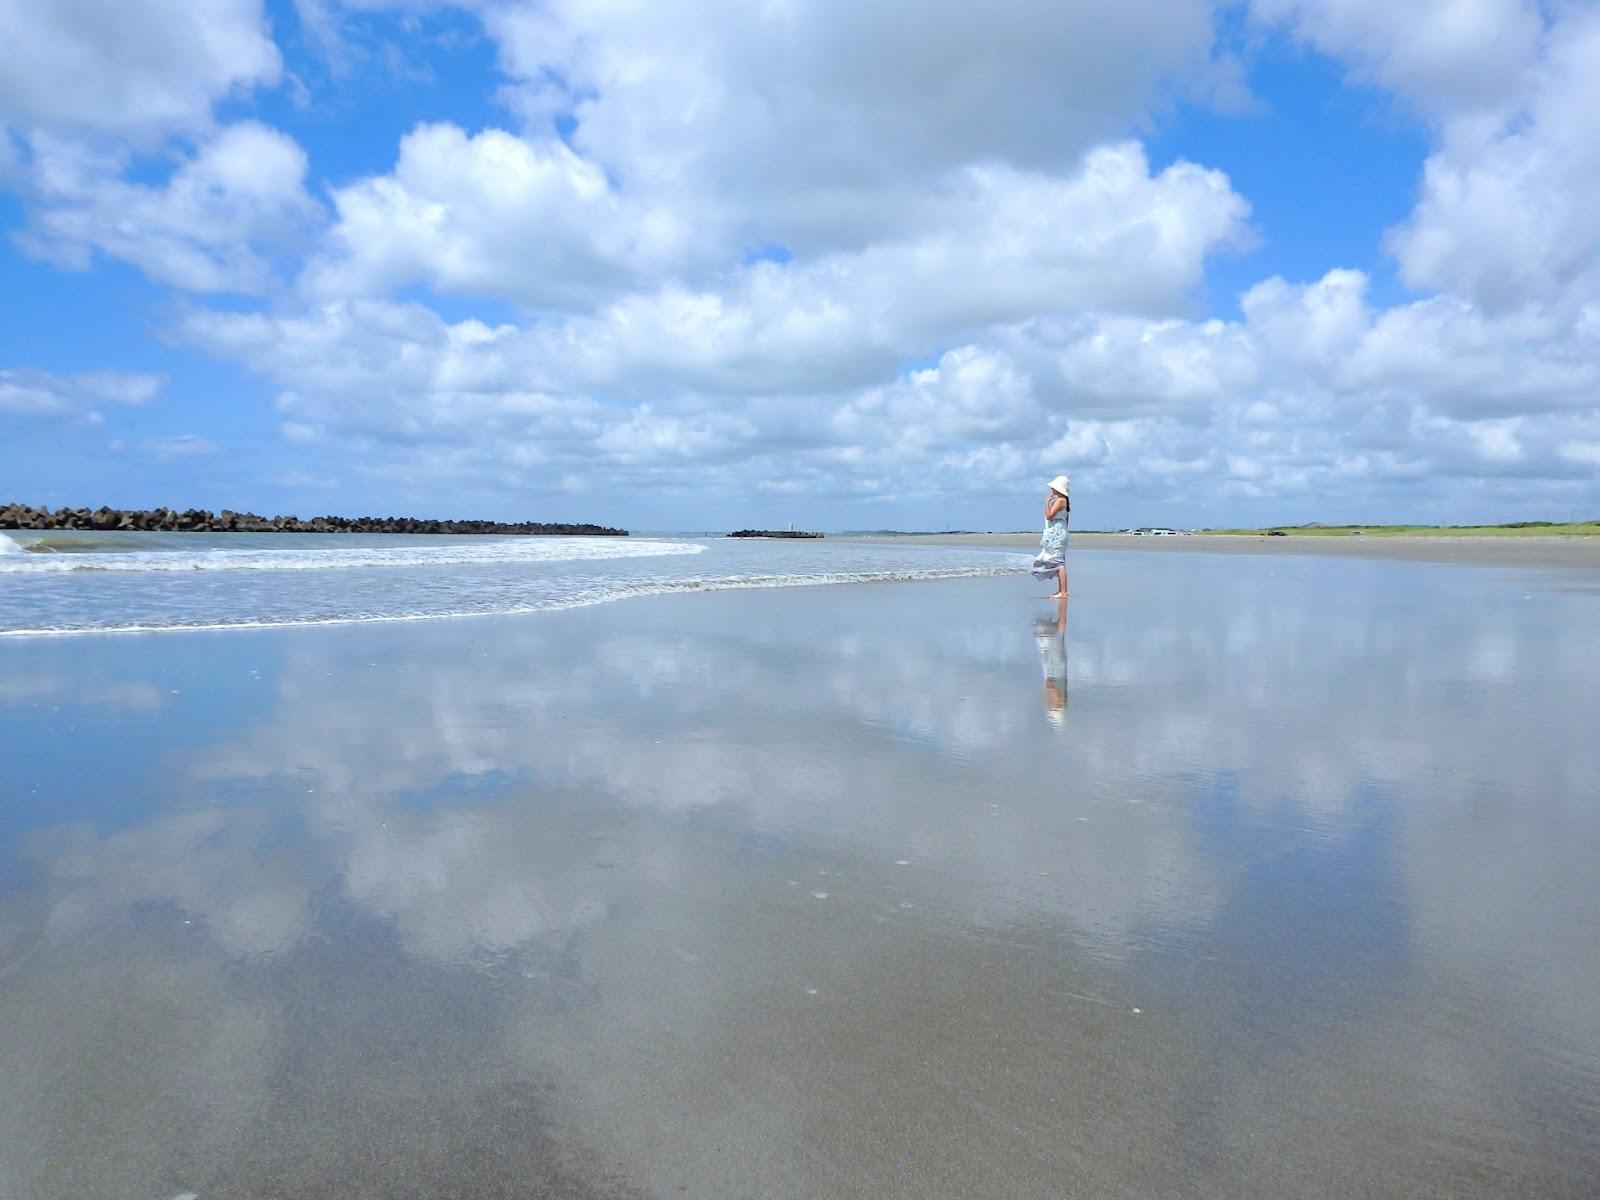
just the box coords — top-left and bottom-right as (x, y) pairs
(0, 561), (1022, 637)
(0, 535), (705, 573)
(0, 533), (1029, 637)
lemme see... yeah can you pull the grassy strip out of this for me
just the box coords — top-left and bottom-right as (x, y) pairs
(1198, 521), (1600, 537)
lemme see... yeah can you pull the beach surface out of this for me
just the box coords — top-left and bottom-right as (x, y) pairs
(846, 530), (1600, 568)
(2, 550), (1598, 1198)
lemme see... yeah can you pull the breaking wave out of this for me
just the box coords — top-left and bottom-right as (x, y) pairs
(0, 563), (1023, 637)
(0, 531), (1029, 637)
(0, 533), (704, 573)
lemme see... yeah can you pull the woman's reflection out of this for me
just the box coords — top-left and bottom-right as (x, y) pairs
(1033, 598), (1068, 728)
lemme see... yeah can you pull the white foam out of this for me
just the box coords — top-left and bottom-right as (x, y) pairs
(0, 562), (1022, 638)
(0, 532), (32, 555)
(0, 535), (705, 574)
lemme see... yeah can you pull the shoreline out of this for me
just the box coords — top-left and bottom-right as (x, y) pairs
(0, 564), (1024, 640)
(841, 531), (1600, 569)
(8, 532), (1599, 640)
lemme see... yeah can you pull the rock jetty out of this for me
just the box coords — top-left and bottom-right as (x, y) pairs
(726, 529), (823, 539)
(0, 503), (627, 537)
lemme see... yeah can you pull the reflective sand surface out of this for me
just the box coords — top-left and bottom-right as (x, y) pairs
(2, 551), (1597, 1198)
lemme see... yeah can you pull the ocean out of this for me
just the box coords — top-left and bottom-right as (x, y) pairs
(0, 530), (1026, 635)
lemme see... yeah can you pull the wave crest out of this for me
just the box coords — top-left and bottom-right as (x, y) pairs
(0, 562), (1022, 637)
(0, 536), (705, 574)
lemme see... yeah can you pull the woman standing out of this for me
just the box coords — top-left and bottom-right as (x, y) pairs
(1031, 475), (1069, 600)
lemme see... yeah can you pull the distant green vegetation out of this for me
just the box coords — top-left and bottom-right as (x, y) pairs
(1199, 521), (1600, 537)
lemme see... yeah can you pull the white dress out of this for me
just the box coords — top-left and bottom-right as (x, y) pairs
(1031, 506), (1068, 579)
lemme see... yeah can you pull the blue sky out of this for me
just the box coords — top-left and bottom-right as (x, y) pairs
(3, 0), (1598, 531)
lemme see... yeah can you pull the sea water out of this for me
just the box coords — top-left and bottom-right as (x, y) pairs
(0, 550), (1597, 1198)
(0, 530), (1025, 635)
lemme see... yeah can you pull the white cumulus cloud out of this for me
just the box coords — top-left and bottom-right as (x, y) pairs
(0, 0), (281, 139)
(0, 367), (163, 421)
(482, 0), (1229, 253)
(1386, 5), (1600, 311)
(303, 122), (697, 308)
(16, 122), (323, 293)
(1248, 0), (1543, 115)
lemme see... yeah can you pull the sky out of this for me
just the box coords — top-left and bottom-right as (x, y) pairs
(2, 0), (1598, 533)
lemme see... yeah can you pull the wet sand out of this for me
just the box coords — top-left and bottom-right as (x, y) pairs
(845, 530), (1600, 569)
(2, 555), (1599, 1198)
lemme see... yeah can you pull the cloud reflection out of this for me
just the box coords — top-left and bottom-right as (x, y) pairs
(1, 560), (1597, 1197)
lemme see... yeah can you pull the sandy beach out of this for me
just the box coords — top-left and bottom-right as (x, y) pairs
(3, 548), (1598, 1199)
(846, 530), (1600, 568)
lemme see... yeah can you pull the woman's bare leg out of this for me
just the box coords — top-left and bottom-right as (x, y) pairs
(1046, 566), (1068, 600)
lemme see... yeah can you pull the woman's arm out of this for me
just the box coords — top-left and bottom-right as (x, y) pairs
(1045, 494), (1066, 520)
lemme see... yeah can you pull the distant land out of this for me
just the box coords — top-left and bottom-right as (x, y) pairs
(1199, 521), (1600, 537)
(838, 521), (1600, 538)
(727, 529), (824, 539)
(0, 504), (627, 537)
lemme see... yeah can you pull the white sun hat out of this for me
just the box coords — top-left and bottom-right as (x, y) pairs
(1046, 475), (1070, 496)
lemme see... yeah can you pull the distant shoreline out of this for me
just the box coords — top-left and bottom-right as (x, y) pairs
(841, 521), (1600, 539)
(839, 532), (1600, 569)
(1197, 521), (1600, 538)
